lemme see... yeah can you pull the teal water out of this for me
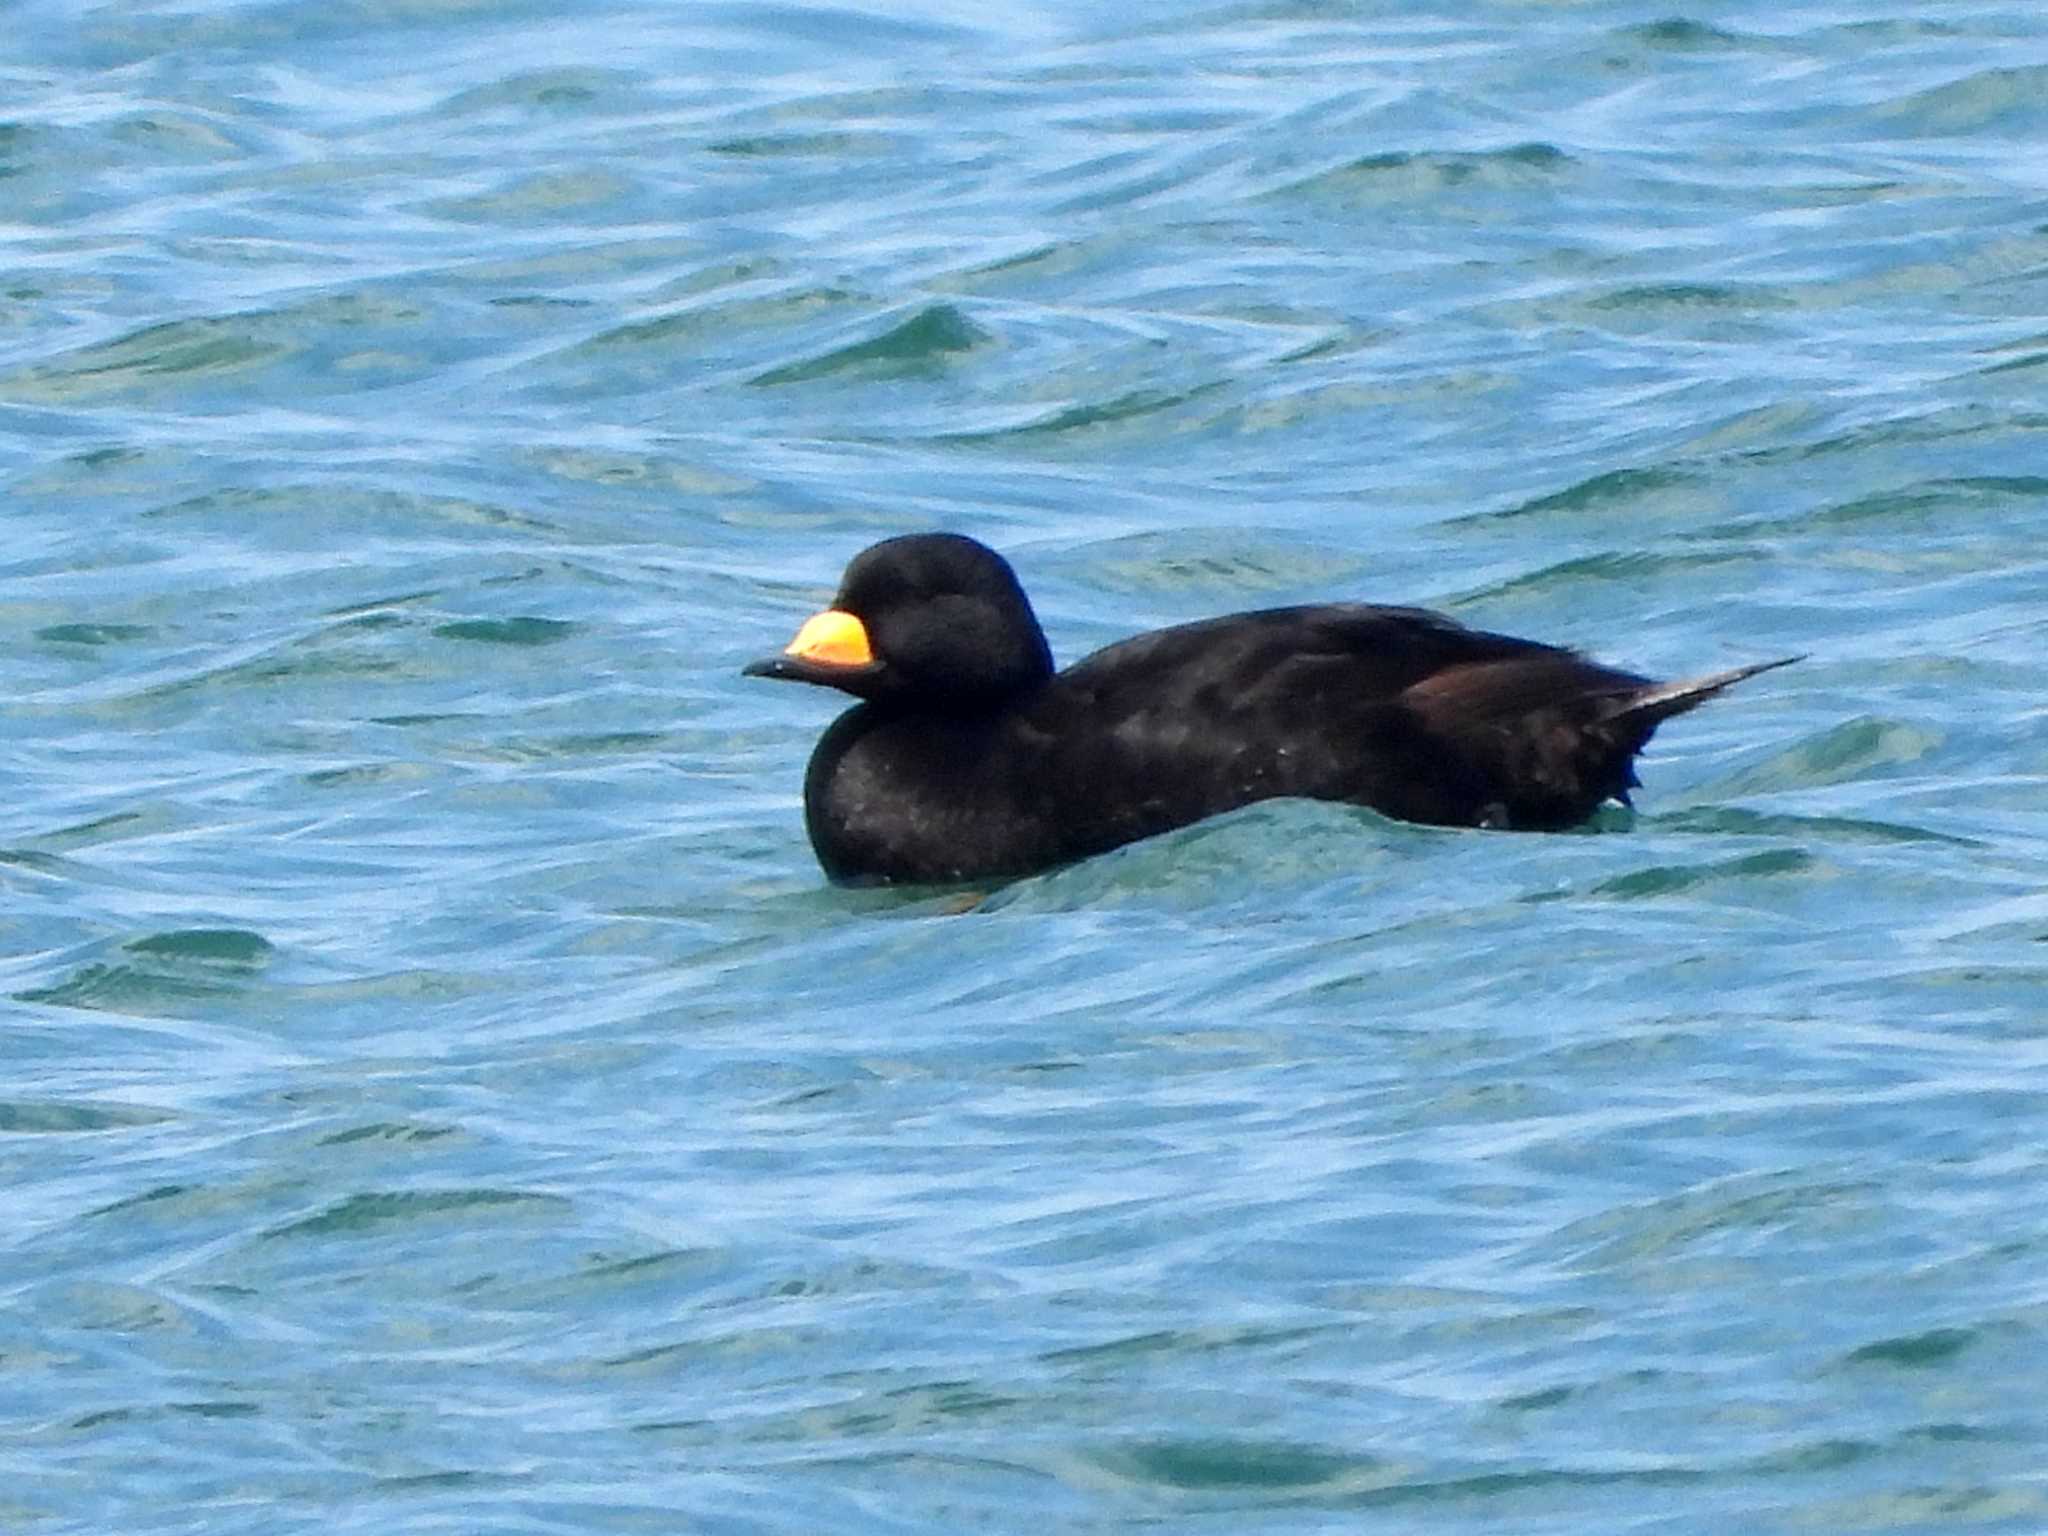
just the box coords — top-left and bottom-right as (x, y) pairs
(6, 2), (2048, 1531)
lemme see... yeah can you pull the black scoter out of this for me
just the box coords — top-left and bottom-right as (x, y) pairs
(745, 533), (1794, 883)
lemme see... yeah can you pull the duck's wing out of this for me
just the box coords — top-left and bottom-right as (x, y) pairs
(1017, 605), (1567, 839)
(1054, 603), (1562, 714)
(1047, 604), (1795, 833)
(1399, 652), (1799, 828)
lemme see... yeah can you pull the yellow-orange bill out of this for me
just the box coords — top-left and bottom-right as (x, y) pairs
(784, 608), (874, 668)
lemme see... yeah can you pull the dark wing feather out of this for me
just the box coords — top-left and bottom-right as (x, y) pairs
(1055, 604), (1563, 713)
(1023, 605), (1576, 842)
(1399, 653), (1800, 828)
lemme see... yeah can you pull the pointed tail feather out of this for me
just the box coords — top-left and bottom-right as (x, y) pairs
(1603, 655), (1803, 729)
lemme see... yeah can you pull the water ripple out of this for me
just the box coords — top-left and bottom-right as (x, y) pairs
(5, 1), (2048, 1532)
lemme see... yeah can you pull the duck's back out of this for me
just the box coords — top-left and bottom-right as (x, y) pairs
(1040, 603), (1655, 836)
(1053, 602), (1566, 729)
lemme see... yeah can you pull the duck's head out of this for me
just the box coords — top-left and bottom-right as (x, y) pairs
(744, 533), (1055, 709)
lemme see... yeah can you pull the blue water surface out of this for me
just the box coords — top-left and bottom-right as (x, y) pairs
(5, 1), (2048, 1531)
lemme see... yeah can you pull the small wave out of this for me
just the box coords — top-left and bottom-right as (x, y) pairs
(1814, 475), (2048, 526)
(106, 627), (420, 711)
(315, 1121), (460, 1148)
(751, 303), (992, 385)
(303, 759), (416, 791)
(1612, 18), (1749, 51)
(70, 1400), (258, 1431)
(528, 447), (758, 496)
(1078, 1435), (1386, 1496)
(982, 801), (1425, 914)
(5, 316), (293, 403)
(438, 67), (646, 117)
(38, 806), (181, 852)
(1587, 846), (1815, 900)
(1042, 148), (1222, 217)
(447, 729), (670, 765)
(709, 130), (899, 158)
(18, 928), (272, 1015)
(432, 616), (577, 646)
(35, 623), (153, 647)
(926, 233), (1137, 299)
(1, 292), (431, 405)
(1538, 1170), (1872, 1272)
(1066, 529), (1369, 599)
(0, 846), (82, 878)
(1982, 349), (2048, 377)
(1066, 1438), (1710, 1507)
(1499, 1383), (1581, 1412)
(1041, 1321), (1327, 1370)
(1797, 1485), (2048, 1531)
(491, 1246), (740, 1313)
(1448, 466), (1708, 528)
(1649, 805), (1982, 848)
(0, 120), (40, 176)
(145, 484), (558, 537)
(1268, 142), (1573, 204)
(1694, 475), (2048, 538)
(1446, 547), (1763, 608)
(1868, 64), (2048, 137)
(419, 167), (640, 223)
(1474, 279), (1800, 339)
(126, 928), (273, 966)
(1842, 1326), (1977, 1369)
(107, 110), (249, 162)
(0, 1099), (174, 1133)
(1703, 716), (1943, 797)
(263, 1188), (571, 1242)
(935, 380), (1229, 447)
(1739, 404), (2048, 466)
(1742, 1436), (1884, 1475)
(21, 961), (241, 1015)
(85, 1184), (193, 1220)
(579, 284), (867, 354)
(1582, 281), (1794, 315)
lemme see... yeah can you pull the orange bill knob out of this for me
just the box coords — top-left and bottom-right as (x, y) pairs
(784, 608), (873, 668)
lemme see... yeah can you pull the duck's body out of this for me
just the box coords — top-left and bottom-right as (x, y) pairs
(747, 534), (1792, 884)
